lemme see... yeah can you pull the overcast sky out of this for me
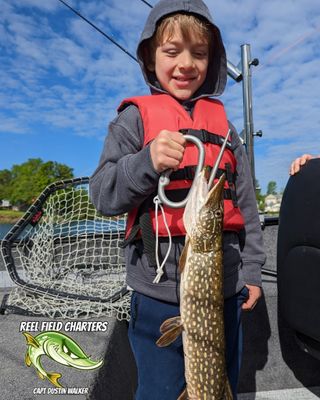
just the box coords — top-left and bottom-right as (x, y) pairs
(1, 0), (320, 193)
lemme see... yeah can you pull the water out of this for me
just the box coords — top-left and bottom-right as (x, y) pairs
(0, 224), (13, 240)
(57, 219), (126, 236)
(0, 220), (126, 241)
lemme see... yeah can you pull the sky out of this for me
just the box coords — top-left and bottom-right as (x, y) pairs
(1, 0), (320, 194)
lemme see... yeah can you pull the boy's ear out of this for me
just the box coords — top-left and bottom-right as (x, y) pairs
(146, 60), (155, 72)
(141, 42), (155, 72)
(144, 50), (155, 72)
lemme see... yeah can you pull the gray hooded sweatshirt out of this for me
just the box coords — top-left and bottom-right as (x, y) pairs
(89, 0), (266, 303)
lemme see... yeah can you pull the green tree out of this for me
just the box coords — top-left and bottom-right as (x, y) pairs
(8, 158), (74, 210)
(266, 181), (277, 195)
(0, 169), (12, 201)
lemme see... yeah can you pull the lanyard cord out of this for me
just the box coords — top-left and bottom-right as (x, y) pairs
(152, 195), (172, 284)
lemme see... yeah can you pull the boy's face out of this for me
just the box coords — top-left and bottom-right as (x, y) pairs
(152, 24), (209, 101)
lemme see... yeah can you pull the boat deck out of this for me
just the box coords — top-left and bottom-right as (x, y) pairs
(1, 225), (320, 399)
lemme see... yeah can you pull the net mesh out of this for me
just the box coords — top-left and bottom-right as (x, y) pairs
(2, 179), (131, 320)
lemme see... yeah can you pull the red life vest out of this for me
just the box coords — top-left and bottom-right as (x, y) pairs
(118, 94), (245, 239)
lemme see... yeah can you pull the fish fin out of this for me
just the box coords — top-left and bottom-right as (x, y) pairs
(177, 387), (188, 400)
(179, 238), (190, 273)
(156, 324), (183, 347)
(23, 332), (40, 348)
(47, 372), (63, 388)
(159, 316), (182, 334)
(37, 370), (45, 380)
(25, 352), (32, 367)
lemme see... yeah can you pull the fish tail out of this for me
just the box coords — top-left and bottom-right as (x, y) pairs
(47, 372), (63, 388)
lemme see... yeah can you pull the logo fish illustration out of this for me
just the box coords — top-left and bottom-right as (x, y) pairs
(23, 330), (103, 388)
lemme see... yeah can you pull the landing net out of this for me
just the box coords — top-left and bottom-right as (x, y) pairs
(1, 177), (130, 320)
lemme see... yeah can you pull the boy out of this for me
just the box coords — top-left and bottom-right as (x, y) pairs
(90, 0), (266, 398)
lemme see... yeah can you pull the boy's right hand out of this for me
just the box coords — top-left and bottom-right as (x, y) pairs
(150, 130), (186, 173)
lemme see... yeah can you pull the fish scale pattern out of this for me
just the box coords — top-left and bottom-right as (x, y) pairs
(180, 175), (233, 399)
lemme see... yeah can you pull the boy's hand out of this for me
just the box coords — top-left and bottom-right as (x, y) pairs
(150, 130), (186, 173)
(242, 284), (262, 311)
(289, 154), (314, 175)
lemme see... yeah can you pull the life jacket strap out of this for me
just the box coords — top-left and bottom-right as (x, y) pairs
(165, 187), (235, 202)
(225, 162), (238, 207)
(121, 200), (157, 267)
(180, 128), (233, 150)
(170, 165), (236, 183)
(122, 186), (236, 246)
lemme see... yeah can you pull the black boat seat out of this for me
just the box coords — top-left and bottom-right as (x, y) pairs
(277, 158), (320, 359)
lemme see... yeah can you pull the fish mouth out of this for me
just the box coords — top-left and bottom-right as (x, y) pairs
(205, 174), (226, 207)
(66, 357), (104, 370)
(215, 174), (226, 197)
(43, 337), (104, 370)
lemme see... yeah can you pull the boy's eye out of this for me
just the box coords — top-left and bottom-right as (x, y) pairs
(165, 49), (179, 56)
(193, 51), (208, 58)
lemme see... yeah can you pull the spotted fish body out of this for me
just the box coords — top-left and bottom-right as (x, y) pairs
(157, 173), (233, 400)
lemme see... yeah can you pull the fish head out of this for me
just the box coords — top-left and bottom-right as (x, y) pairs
(42, 332), (103, 370)
(190, 174), (225, 252)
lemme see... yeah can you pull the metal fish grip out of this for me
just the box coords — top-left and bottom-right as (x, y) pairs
(157, 130), (231, 208)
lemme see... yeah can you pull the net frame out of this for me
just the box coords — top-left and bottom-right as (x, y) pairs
(1, 177), (130, 319)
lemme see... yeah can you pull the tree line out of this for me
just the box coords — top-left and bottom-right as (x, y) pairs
(0, 158), (73, 211)
(0, 158), (281, 213)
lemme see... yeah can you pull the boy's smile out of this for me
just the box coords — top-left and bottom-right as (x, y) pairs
(153, 26), (209, 101)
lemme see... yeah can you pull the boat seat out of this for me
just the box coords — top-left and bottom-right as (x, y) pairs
(277, 158), (320, 360)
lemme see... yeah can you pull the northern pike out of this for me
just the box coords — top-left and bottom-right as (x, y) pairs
(23, 331), (103, 388)
(157, 170), (233, 399)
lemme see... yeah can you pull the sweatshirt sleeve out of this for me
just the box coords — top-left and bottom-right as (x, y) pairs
(89, 105), (160, 216)
(230, 125), (266, 287)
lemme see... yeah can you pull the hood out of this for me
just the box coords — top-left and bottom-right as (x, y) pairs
(137, 0), (227, 101)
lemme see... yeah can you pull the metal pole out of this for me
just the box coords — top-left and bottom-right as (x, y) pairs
(227, 60), (242, 82)
(241, 44), (256, 186)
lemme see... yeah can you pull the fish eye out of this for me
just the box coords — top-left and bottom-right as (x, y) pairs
(215, 210), (222, 217)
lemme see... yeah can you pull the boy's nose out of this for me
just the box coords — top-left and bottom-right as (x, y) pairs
(178, 51), (194, 69)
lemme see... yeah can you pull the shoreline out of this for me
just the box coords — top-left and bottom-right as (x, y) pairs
(0, 218), (19, 224)
(0, 211), (23, 225)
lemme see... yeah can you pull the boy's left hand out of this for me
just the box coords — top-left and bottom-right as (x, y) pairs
(242, 285), (262, 311)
